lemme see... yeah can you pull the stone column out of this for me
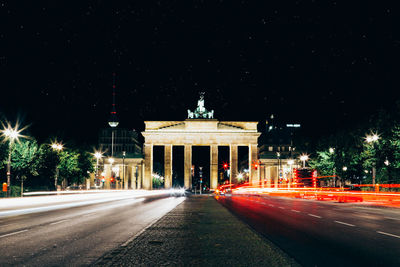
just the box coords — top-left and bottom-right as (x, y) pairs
(229, 144), (238, 184)
(249, 144), (258, 185)
(184, 145), (192, 189)
(104, 164), (111, 189)
(164, 144), (173, 188)
(144, 143), (153, 190)
(273, 166), (279, 187)
(137, 162), (143, 189)
(124, 164), (129, 190)
(210, 145), (218, 190)
(131, 165), (137, 189)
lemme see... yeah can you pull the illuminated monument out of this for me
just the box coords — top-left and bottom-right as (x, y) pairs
(142, 93), (261, 190)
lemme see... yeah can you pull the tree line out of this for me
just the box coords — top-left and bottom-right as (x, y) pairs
(307, 102), (400, 186)
(0, 137), (94, 194)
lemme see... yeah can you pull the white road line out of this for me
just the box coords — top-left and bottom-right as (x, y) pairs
(50, 219), (69, 225)
(377, 231), (400, 239)
(279, 207), (285, 209)
(269, 204), (274, 207)
(308, 213), (322, 218)
(0, 229), (28, 238)
(334, 221), (355, 227)
(83, 213), (96, 217)
(291, 210), (301, 213)
(385, 217), (400, 221)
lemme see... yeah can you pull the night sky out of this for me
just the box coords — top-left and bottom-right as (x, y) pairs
(2, 1), (400, 145)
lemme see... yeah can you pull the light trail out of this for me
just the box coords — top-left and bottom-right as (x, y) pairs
(221, 183), (400, 208)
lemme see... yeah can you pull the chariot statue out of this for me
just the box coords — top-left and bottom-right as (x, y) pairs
(187, 92), (214, 119)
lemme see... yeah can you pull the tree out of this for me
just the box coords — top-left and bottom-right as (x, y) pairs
(10, 139), (42, 194)
(58, 150), (80, 187)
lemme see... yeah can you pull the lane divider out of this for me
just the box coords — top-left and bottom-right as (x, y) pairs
(291, 210), (301, 213)
(49, 219), (69, 225)
(334, 220), (355, 227)
(377, 231), (400, 239)
(0, 229), (28, 239)
(308, 213), (322, 218)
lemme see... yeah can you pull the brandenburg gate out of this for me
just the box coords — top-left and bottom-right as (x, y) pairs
(141, 93), (261, 190)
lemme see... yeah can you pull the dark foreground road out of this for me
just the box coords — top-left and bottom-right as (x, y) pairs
(217, 195), (400, 267)
(0, 191), (184, 266)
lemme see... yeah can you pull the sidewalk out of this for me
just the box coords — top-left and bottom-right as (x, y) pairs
(94, 195), (299, 267)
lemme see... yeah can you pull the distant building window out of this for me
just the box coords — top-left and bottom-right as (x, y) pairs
(268, 146), (273, 151)
(281, 147), (285, 151)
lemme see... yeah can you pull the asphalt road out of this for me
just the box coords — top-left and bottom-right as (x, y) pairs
(0, 191), (185, 266)
(217, 194), (400, 267)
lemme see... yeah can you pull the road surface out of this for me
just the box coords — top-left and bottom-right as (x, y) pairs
(0, 191), (185, 266)
(217, 194), (400, 267)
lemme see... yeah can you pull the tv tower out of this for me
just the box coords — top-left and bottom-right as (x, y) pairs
(108, 72), (119, 157)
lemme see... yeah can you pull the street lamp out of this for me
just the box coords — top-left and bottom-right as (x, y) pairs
(300, 154), (309, 168)
(1, 123), (22, 197)
(342, 166), (347, 171)
(287, 159), (294, 188)
(364, 133), (379, 185)
(122, 151), (126, 190)
(51, 142), (63, 190)
(94, 151), (103, 187)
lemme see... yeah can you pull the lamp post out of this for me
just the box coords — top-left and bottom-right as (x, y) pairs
(94, 151), (103, 187)
(277, 152), (281, 188)
(365, 133), (379, 185)
(1, 124), (22, 197)
(108, 157), (115, 189)
(51, 142), (63, 190)
(300, 154), (309, 168)
(122, 151), (126, 190)
(287, 159), (294, 188)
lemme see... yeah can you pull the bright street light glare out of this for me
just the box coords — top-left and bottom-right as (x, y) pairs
(300, 154), (309, 161)
(94, 152), (103, 159)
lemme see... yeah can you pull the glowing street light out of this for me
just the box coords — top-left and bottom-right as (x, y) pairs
(364, 132), (379, 185)
(94, 151), (103, 187)
(299, 154), (309, 168)
(108, 157), (115, 164)
(342, 166), (348, 171)
(287, 159), (295, 188)
(1, 123), (23, 197)
(51, 141), (64, 190)
(329, 147), (335, 154)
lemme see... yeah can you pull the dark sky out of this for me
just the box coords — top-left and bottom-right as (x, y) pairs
(2, 1), (400, 145)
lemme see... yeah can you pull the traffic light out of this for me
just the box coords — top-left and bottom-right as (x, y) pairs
(293, 168), (298, 185)
(312, 170), (317, 187)
(223, 163), (229, 170)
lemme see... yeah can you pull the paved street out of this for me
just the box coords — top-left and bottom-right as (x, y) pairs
(0, 191), (184, 266)
(217, 194), (400, 267)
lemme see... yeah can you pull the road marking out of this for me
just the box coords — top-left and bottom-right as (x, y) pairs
(0, 229), (28, 238)
(308, 213), (322, 218)
(334, 221), (355, 227)
(279, 207), (285, 209)
(385, 217), (400, 221)
(377, 231), (400, 239)
(291, 210), (301, 213)
(50, 219), (69, 225)
(269, 204), (274, 207)
(83, 213), (96, 217)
